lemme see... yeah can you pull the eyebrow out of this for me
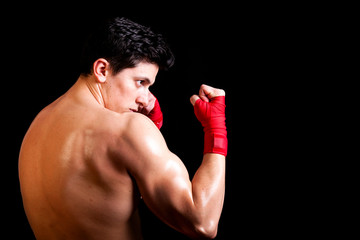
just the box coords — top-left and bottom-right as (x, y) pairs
(137, 76), (154, 86)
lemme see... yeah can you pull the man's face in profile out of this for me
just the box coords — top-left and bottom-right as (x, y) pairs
(103, 61), (159, 114)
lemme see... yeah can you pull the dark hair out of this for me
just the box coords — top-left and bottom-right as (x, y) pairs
(79, 17), (175, 76)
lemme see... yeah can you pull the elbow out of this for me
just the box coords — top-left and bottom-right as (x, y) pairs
(193, 221), (218, 239)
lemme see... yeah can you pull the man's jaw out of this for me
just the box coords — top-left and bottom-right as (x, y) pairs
(130, 105), (145, 113)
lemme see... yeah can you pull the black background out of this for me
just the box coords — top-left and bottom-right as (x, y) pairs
(3, 2), (333, 239)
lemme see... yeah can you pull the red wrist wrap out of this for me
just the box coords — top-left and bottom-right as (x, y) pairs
(194, 96), (228, 156)
(147, 97), (163, 129)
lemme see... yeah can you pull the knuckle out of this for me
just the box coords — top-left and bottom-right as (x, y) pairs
(215, 89), (225, 96)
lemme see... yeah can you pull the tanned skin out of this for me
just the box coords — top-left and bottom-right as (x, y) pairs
(19, 59), (225, 240)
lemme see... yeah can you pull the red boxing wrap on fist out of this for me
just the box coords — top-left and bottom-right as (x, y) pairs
(147, 97), (163, 129)
(194, 96), (228, 156)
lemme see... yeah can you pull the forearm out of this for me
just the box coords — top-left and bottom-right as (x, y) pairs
(188, 85), (228, 237)
(191, 153), (226, 234)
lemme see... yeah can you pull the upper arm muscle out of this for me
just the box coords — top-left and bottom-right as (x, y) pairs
(119, 113), (197, 232)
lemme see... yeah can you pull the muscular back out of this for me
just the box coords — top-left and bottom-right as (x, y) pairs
(19, 94), (142, 240)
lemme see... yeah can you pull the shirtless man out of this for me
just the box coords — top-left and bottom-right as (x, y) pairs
(19, 17), (227, 240)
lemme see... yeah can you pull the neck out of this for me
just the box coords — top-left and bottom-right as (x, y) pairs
(78, 75), (106, 107)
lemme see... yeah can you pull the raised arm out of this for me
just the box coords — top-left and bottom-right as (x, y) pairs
(119, 85), (227, 239)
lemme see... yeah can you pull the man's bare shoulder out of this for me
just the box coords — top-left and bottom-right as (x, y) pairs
(108, 111), (169, 170)
(103, 110), (162, 149)
(103, 110), (157, 136)
(122, 112), (164, 142)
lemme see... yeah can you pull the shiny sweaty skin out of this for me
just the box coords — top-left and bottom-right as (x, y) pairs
(19, 98), (143, 239)
(19, 60), (226, 240)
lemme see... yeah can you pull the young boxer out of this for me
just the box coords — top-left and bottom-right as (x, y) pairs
(19, 17), (227, 240)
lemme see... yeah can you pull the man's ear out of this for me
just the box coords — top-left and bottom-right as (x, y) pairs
(93, 58), (110, 83)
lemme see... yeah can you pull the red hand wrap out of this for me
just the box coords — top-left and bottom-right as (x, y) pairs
(194, 96), (228, 156)
(147, 97), (163, 129)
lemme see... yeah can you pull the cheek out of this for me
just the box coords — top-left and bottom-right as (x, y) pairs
(116, 82), (133, 99)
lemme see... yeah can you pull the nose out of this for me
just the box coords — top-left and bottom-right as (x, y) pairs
(136, 90), (150, 108)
